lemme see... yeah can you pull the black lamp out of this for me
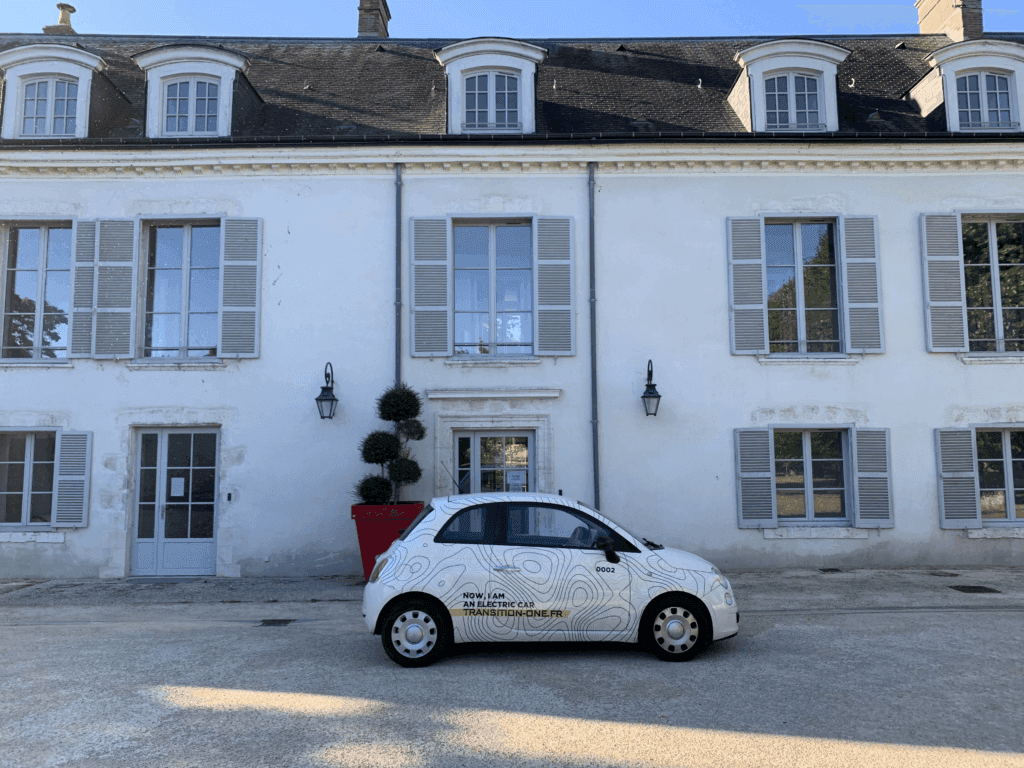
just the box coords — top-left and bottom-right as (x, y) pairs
(641, 359), (661, 417)
(315, 362), (339, 419)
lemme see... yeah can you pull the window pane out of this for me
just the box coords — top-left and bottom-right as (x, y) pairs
(165, 505), (189, 538)
(193, 434), (217, 467)
(32, 433), (55, 463)
(776, 492), (805, 518)
(980, 490), (1007, 519)
(190, 505), (214, 538)
(141, 434), (158, 467)
(29, 493), (52, 523)
(152, 228), (184, 268)
(0, 433), (27, 463)
(139, 467), (157, 504)
(167, 434), (191, 468)
(11, 229), (40, 270)
(31, 461), (53, 493)
(188, 269), (219, 312)
(7, 271), (38, 309)
(967, 309), (996, 350)
(1011, 432), (1024, 460)
(137, 505), (155, 539)
(191, 468), (216, 503)
(496, 270), (531, 311)
(812, 461), (844, 488)
(979, 461), (1005, 489)
(2, 315), (35, 356)
(765, 224), (795, 266)
(458, 437), (471, 469)
(44, 271), (70, 314)
(775, 461), (804, 488)
(813, 491), (845, 518)
(149, 270), (182, 313)
(496, 312), (532, 344)
(454, 227), (489, 268)
(976, 431), (1003, 460)
(767, 269), (797, 309)
(190, 226), (221, 268)
(496, 227), (532, 268)
(811, 432), (842, 459)
(803, 267), (838, 308)
(1000, 267), (1024, 308)
(996, 223), (1023, 265)
(774, 432), (803, 460)
(46, 228), (72, 270)
(964, 265), (993, 308)
(805, 309), (840, 342)
(0, 463), (25, 496)
(454, 270), (488, 311)
(454, 313), (489, 353)
(187, 313), (217, 348)
(802, 224), (834, 265)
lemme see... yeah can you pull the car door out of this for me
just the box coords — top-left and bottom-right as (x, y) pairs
(487, 502), (633, 641)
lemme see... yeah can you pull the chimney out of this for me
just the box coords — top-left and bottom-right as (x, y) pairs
(915, 0), (983, 42)
(358, 0), (390, 39)
(43, 3), (77, 35)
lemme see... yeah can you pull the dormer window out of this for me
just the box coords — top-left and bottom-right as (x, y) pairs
(464, 72), (519, 131)
(164, 79), (219, 135)
(0, 44), (105, 140)
(435, 38), (546, 135)
(133, 46), (248, 139)
(928, 40), (1024, 133)
(21, 78), (78, 136)
(730, 40), (850, 133)
(765, 73), (822, 131)
(956, 72), (1013, 130)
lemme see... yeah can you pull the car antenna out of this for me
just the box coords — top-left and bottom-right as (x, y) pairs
(439, 461), (462, 494)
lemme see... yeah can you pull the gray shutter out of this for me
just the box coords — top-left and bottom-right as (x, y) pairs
(52, 430), (92, 527)
(68, 220), (96, 358)
(728, 218), (767, 354)
(840, 216), (884, 354)
(93, 220), (136, 358)
(935, 428), (981, 529)
(852, 428), (893, 528)
(410, 218), (451, 357)
(535, 217), (574, 356)
(921, 214), (968, 352)
(219, 218), (262, 358)
(735, 428), (776, 528)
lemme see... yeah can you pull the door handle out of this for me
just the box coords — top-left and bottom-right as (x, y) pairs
(161, 504), (166, 520)
(492, 566), (520, 572)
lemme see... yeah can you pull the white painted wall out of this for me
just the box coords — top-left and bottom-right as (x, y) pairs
(2, 142), (1023, 577)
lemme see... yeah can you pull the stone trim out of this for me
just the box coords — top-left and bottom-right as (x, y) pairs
(966, 527), (1024, 538)
(0, 531), (66, 543)
(764, 527), (870, 539)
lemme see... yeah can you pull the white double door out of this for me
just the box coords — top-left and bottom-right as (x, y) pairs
(131, 429), (218, 576)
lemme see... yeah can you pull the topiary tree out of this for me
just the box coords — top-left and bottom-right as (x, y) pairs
(355, 383), (425, 504)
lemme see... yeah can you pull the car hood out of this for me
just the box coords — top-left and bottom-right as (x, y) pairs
(650, 546), (718, 574)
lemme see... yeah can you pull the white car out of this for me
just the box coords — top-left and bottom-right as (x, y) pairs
(363, 493), (739, 666)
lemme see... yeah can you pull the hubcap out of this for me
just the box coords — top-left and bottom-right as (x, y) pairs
(391, 609), (436, 658)
(652, 607), (698, 654)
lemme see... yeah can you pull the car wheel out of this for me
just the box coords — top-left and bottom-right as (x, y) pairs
(642, 596), (711, 662)
(381, 600), (451, 668)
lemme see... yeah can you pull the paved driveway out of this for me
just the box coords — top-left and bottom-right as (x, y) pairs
(2, 569), (1023, 768)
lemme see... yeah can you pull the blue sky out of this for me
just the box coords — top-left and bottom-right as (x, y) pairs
(4, 0), (1022, 38)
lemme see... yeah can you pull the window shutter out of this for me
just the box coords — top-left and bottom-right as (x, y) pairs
(93, 220), (136, 359)
(68, 220), (96, 358)
(410, 218), (451, 357)
(735, 428), (776, 528)
(935, 428), (981, 529)
(535, 217), (575, 356)
(53, 430), (92, 528)
(921, 214), (968, 352)
(728, 218), (767, 354)
(840, 217), (884, 354)
(219, 218), (262, 358)
(852, 428), (893, 528)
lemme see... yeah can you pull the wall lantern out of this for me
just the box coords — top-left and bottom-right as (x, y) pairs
(641, 359), (662, 417)
(315, 362), (339, 420)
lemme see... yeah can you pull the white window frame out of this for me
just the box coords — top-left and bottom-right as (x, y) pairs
(161, 76), (222, 137)
(18, 76), (81, 137)
(763, 71), (824, 131)
(960, 214), (1024, 354)
(0, 44), (104, 140)
(733, 39), (850, 133)
(453, 219), (534, 357)
(955, 70), (1016, 130)
(138, 218), (223, 360)
(453, 430), (534, 495)
(461, 69), (522, 132)
(435, 38), (546, 135)
(133, 46), (247, 139)
(772, 428), (852, 525)
(0, 220), (73, 360)
(0, 429), (58, 527)
(975, 428), (1024, 523)
(929, 40), (1024, 133)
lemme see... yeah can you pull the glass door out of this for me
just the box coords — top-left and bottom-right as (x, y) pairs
(455, 431), (532, 494)
(131, 429), (218, 576)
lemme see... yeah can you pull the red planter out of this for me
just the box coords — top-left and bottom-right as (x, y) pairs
(351, 502), (424, 581)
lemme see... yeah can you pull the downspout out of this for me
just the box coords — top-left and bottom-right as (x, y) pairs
(394, 163), (403, 386)
(588, 162), (601, 509)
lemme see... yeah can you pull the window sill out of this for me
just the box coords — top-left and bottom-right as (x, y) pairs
(126, 360), (227, 371)
(956, 354), (1024, 365)
(0, 360), (74, 369)
(764, 527), (868, 539)
(756, 355), (861, 366)
(0, 530), (65, 543)
(443, 356), (543, 369)
(966, 527), (1024, 539)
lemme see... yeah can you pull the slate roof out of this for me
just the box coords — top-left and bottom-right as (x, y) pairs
(0, 31), (1022, 144)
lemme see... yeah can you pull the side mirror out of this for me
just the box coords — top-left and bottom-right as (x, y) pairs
(595, 536), (621, 564)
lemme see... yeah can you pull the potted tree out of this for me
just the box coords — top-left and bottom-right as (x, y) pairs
(351, 383), (426, 580)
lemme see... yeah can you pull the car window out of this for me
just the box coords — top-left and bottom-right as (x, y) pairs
(505, 504), (610, 549)
(398, 504), (433, 541)
(435, 505), (497, 544)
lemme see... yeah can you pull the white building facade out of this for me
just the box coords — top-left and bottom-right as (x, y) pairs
(1, 0), (1023, 577)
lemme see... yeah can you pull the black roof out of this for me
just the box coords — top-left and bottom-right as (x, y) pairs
(1, 31), (1023, 145)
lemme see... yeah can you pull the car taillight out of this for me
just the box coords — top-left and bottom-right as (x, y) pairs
(368, 556), (389, 584)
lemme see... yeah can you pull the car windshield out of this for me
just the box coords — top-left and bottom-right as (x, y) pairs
(577, 501), (663, 549)
(398, 505), (433, 541)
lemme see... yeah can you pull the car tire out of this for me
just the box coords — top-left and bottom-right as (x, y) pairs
(381, 599), (451, 668)
(641, 595), (711, 662)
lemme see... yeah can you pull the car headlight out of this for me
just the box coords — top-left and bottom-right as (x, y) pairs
(368, 556), (390, 584)
(711, 567), (732, 592)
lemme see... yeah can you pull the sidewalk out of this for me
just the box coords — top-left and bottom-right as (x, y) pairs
(1, 567), (1021, 610)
